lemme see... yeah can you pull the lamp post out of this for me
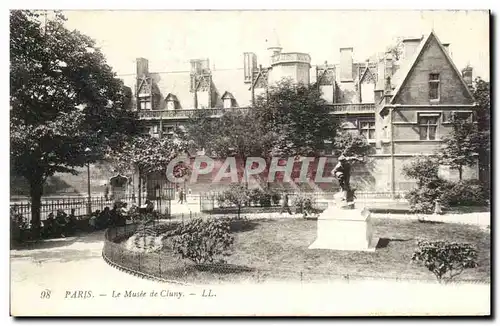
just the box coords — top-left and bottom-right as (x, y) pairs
(85, 147), (92, 215)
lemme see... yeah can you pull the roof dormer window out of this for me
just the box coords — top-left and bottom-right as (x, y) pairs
(221, 91), (235, 109)
(165, 93), (179, 111)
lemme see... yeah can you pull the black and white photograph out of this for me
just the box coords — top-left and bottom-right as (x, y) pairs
(8, 8), (491, 316)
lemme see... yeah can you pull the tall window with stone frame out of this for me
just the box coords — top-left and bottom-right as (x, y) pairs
(429, 73), (440, 101)
(418, 113), (440, 140)
(359, 120), (376, 140)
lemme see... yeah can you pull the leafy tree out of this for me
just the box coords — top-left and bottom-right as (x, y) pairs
(385, 37), (404, 61)
(185, 79), (341, 188)
(438, 114), (481, 180)
(472, 77), (490, 130)
(471, 77), (490, 186)
(253, 78), (339, 158)
(182, 110), (219, 156)
(412, 240), (478, 283)
(402, 156), (440, 188)
(333, 131), (372, 158)
(184, 109), (275, 187)
(10, 10), (138, 233)
(218, 184), (250, 219)
(108, 135), (189, 205)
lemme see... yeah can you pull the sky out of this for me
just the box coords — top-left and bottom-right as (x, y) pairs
(62, 10), (490, 80)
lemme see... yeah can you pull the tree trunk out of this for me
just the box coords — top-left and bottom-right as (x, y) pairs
(458, 166), (463, 181)
(29, 177), (44, 238)
(265, 157), (271, 190)
(138, 168), (142, 206)
(242, 156), (249, 190)
(477, 148), (490, 187)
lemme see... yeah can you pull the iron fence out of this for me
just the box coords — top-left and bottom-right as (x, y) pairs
(199, 190), (409, 213)
(10, 195), (138, 225)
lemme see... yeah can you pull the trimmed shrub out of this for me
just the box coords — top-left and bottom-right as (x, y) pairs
(172, 218), (234, 264)
(291, 193), (314, 215)
(406, 179), (452, 213)
(411, 240), (478, 283)
(440, 180), (488, 207)
(248, 188), (261, 206)
(249, 188), (280, 207)
(10, 208), (28, 244)
(403, 156), (489, 212)
(403, 157), (454, 213)
(271, 191), (281, 206)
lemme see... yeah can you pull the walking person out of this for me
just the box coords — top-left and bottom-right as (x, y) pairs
(280, 192), (292, 215)
(104, 184), (109, 201)
(178, 188), (184, 204)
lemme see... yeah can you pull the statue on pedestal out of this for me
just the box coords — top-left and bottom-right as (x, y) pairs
(331, 154), (363, 206)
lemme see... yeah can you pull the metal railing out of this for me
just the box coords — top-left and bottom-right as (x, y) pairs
(139, 108), (236, 119)
(10, 195), (137, 225)
(330, 103), (376, 114)
(199, 190), (409, 213)
(138, 103), (376, 120)
(271, 52), (311, 65)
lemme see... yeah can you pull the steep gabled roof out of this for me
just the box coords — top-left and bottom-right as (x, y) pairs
(165, 93), (179, 102)
(390, 30), (475, 104)
(136, 76), (150, 94)
(249, 68), (269, 90)
(359, 65), (376, 84)
(221, 91), (234, 100)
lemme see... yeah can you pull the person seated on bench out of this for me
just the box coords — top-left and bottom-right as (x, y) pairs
(120, 203), (134, 225)
(65, 208), (77, 235)
(97, 207), (111, 229)
(139, 199), (155, 214)
(42, 213), (55, 238)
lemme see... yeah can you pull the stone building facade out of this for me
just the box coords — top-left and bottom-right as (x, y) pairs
(121, 30), (478, 195)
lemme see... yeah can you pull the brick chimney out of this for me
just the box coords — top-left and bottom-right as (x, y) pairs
(462, 66), (473, 88)
(383, 76), (393, 104)
(339, 47), (353, 82)
(402, 37), (422, 60)
(384, 52), (394, 81)
(136, 58), (149, 78)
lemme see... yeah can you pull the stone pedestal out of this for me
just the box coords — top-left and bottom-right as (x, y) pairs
(308, 203), (378, 252)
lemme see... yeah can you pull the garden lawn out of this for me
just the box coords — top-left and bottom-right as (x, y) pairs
(128, 218), (490, 284)
(227, 218), (490, 283)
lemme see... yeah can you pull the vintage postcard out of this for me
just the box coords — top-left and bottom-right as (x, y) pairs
(9, 9), (491, 317)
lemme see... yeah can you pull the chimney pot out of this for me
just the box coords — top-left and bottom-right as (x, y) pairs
(402, 37), (422, 60)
